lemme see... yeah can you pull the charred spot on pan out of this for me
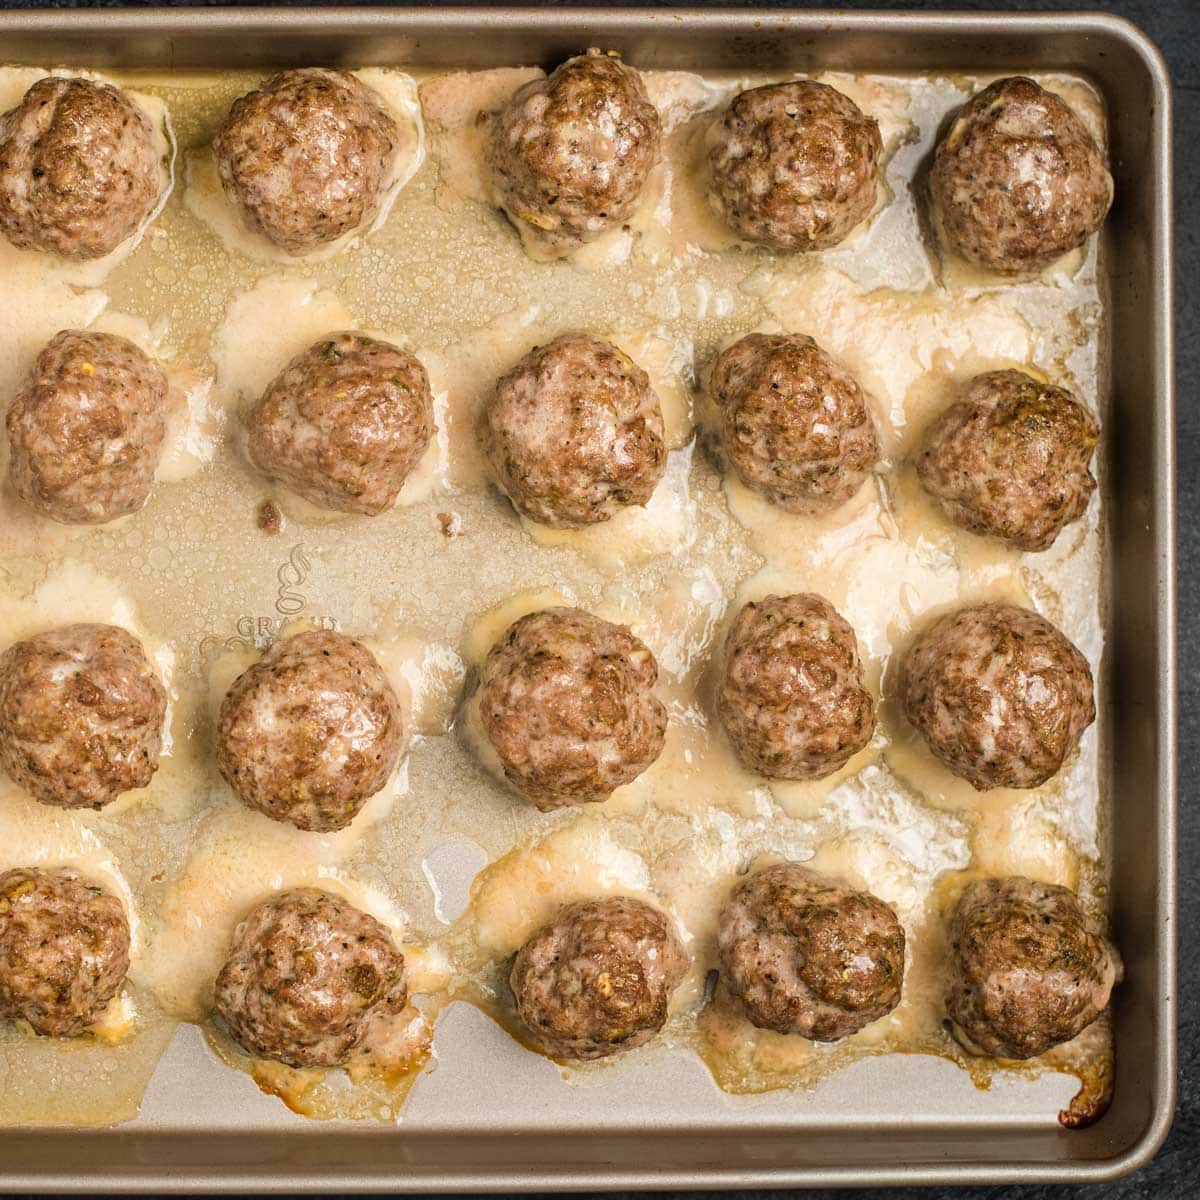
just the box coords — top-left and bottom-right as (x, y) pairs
(256, 498), (282, 535)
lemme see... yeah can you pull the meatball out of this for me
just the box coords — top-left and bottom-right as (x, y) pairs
(719, 594), (874, 781)
(247, 332), (434, 515)
(718, 862), (905, 1040)
(930, 76), (1112, 274)
(917, 370), (1099, 552)
(0, 623), (166, 810)
(216, 629), (403, 832)
(708, 80), (882, 253)
(947, 876), (1116, 1059)
(0, 867), (130, 1037)
(0, 76), (161, 260)
(709, 332), (879, 514)
(214, 888), (407, 1068)
(488, 50), (661, 256)
(477, 607), (666, 810)
(7, 330), (168, 525)
(214, 69), (399, 256)
(510, 896), (687, 1061)
(479, 332), (666, 529)
(901, 603), (1094, 790)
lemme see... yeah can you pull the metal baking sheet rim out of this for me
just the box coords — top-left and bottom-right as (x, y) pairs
(0, 6), (1176, 1191)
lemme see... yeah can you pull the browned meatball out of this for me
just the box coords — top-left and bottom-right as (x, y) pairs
(0, 624), (166, 810)
(510, 896), (687, 1061)
(247, 332), (434, 515)
(7, 330), (168, 525)
(708, 81), (882, 253)
(901, 603), (1094, 791)
(479, 333), (666, 529)
(719, 594), (874, 780)
(488, 50), (662, 256)
(917, 370), (1099, 552)
(947, 876), (1116, 1059)
(213, 888), (407, 1068)
(216, 629), (403, 832)
(0, 867), (130, 1037)
(930, 76), (1112, 274)
(718, 862), (905, 1040)
(0, 76), (161, 260)
(214, 69), (399, 256)
(477, 607), (666, 810)
(710, 332), (879, 514)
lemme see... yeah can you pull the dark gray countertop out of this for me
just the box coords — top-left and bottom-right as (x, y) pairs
(0, 0), (1191, 1195)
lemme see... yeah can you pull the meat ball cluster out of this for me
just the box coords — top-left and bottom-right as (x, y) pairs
(479, 332), (666, 529)
(917, 370), (1099, 552)
(488, 51), (662, 256)
(902, 603), (1095, 791)
(718, 863), (905, 1041)
(248, 332), (434, 516)
(931, 76), (1112, 274)
(710, 332), (879, 514)
(214, 888), (407, 1068)
(946, 876), (1116, 1059)
(708, 80), (882, 252)
(719, 593), (874, 781)
(510, 896), (687, 1061)
(0, 58), (1121, 1089)
(0, 867), (130, 1037)
(214, 68), (400, 256)
(476, 607), (667, 810)
(0, 76), (161, 260)
(216, 629), (403, 832)
(0, 623), (166, 810)
(7, 330), (168, 526)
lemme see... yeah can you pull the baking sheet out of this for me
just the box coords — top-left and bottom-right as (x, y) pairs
(0, 7), (1175, 1191)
